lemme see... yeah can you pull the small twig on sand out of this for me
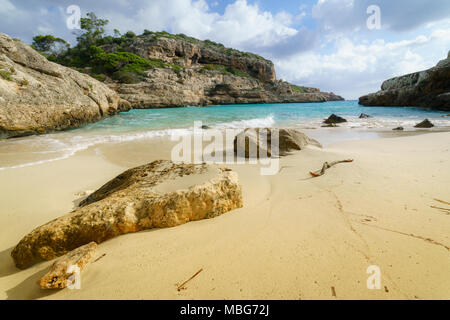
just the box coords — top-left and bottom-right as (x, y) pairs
(430, 206), (450, 214)
(331, 286), (337, 297)
(434, 198), (450, 206)
(93, 253), (106, 263)
(310, 160), (354, 177)
(177, 268), (203, 291)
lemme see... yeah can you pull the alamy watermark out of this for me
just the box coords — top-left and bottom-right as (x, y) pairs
(66, 5), (81, 30)
(67, 264), (81, 289)
(366, 265), (381, 290)
(367, 5), (381, 30)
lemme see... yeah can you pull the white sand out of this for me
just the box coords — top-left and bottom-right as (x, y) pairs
(0, 132), (449, 300)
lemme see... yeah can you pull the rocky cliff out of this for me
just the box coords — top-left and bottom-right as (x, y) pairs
(0, 33), (129, 138)
(101, 32), (344, 108)
(359, 52), (450, 111)
(0, 31), (344, 138)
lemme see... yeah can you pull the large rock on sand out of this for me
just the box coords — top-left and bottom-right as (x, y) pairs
(0, 33), (129, 138)
(38, 242), (97, 289)
(234, 128), (321, 158)
(11, 160), (243, 269)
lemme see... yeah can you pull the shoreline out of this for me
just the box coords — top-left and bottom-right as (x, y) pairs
(1, 124), (450, 171)
(0, 130), (449, 300)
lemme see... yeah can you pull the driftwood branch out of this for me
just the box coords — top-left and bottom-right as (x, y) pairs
(434, 198), (450, 206)
(310, 160), (354, 177)
(177, 268), (203, 291)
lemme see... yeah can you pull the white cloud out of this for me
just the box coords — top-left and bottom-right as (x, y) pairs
(275, 25), (450, 99)
(1, 0), (449, 99)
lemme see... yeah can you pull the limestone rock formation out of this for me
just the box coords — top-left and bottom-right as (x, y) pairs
(324, 114), (347, 124)
(234, 128), (321, 158)
(38, 242), (97, 289)
(0, 33), (129, 138)
(414, 119), (434, 128)
(11, 160), (243, 269)
(359, 52), (450, 111)
(125, 35), (277, 83)
(111, 69), (344, 108)
(103, 34), (344, 108)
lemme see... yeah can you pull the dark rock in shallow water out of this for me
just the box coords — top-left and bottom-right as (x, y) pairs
(324, 114), (347, 124)
(414, 119), (435, 128)
(393, 127), (404, 131)
(201, 125), (212, 129)
(321, 124), (338, 128)
(359, 113), (372, 119)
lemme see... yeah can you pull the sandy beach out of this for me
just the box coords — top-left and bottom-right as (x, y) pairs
(0, 131), (449, 300)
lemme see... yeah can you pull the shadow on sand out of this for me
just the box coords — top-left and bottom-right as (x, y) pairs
(5, 266), (56, 300)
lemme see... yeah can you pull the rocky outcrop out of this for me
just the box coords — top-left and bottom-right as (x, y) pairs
(11, 160), (243, 269)
(111, 68), (344, 108)
(359, 52), (450, 111)
(234, 128), (321, 158)
(124, 35), (276, 83)
(38, 242), (97, 289)
(0, 33), (129, 138)
(104, 34), (344, 108)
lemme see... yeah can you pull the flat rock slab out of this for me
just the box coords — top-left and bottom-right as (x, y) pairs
(12, 160), (243, 269)
(38, 242), (97, 289)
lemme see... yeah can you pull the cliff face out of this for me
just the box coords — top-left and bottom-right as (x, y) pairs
(359, 52), (450, 111)
(0, 33), (129, 138)
(103, 33), (343, 108)
(125, 36), (277, 83)
(111, 67), (343, 108)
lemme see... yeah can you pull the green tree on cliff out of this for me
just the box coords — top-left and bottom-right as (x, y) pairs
(31, 35), (69, 55)
(76, 12), (109, 48)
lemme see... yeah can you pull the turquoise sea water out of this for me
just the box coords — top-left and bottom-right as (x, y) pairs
(1, 101), (449, 170)
(81, 100), (450, 133)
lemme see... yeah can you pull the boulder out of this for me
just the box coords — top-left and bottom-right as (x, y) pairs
(393, 127), (404, 131)
(11, 160), (243, 269)
(0, 33), (129, 138)
(234, 128), (321, 158)
(324, 114), (347, 124)
(414, 119), (435, 128)
(38, 242), (97, 289)
(359, 113), (372, 118)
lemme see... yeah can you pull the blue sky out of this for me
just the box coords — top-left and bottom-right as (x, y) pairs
(1, 0), (449, 99)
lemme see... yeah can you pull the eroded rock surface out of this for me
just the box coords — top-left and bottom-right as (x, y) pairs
(38, 242), (97, 289)
(105, 34), (344, 108)
(359, 52), (450, 111)
(234, 128), (321, 158)
(0, 33), (129, 138)
(11, 160), (243, 269)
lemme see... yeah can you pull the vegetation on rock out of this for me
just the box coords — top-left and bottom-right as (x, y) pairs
(31, 12), (265, 84)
